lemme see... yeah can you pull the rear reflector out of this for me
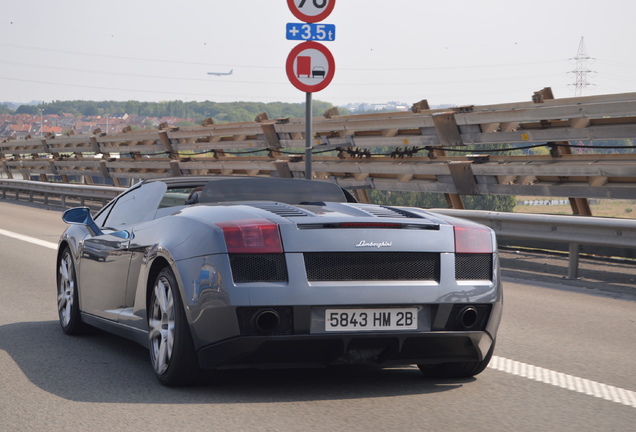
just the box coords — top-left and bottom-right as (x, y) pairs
(216, 219), (283, 254)
(453, 221), (493, 253)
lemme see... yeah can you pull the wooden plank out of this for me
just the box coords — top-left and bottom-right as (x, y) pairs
(448, 162), (478, 195)
(433, 112), (464, 147)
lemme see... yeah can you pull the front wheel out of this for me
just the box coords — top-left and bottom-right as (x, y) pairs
(148, 267), (199, 386)
(417, 341), (495, 379)
(57, 248), (86, 335)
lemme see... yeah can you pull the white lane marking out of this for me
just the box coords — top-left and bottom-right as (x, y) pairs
(0, 228), (57, 250)
(489, 356), (636, 408)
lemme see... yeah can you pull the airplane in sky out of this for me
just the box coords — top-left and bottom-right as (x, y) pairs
(207, 69), (233, 76)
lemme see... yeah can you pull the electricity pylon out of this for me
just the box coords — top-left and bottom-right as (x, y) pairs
(569, 37), (594, 97)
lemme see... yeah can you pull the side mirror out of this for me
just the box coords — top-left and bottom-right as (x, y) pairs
(62, 207), (103, 236)
(62, 207), (91, 224)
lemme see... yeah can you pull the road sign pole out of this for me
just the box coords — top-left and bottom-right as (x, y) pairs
(286, 0), (336, 180)
(305, 92), (312, 179)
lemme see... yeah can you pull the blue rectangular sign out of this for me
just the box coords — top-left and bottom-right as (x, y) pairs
(286, 23), (336, 42)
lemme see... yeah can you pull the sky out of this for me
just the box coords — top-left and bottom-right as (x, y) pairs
(1, 0), (635, 108)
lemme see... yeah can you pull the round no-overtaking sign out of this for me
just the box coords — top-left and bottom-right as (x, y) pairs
(285, 41), (335, 93)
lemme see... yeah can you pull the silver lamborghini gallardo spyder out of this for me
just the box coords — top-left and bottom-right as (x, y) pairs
(57, 176), (502, 386)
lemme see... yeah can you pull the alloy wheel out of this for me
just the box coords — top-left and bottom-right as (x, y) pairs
(57, 251), (75, 327)
(149, 276), (176, 375)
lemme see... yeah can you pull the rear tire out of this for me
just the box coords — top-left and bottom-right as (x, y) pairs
(417, 341), (495, 379)
(148, 267), (199, 386)
(57, 248), (86, 335)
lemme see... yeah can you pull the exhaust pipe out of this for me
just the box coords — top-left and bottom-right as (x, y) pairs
(254, 309), (280, 334)
(458, 306), (479, 329)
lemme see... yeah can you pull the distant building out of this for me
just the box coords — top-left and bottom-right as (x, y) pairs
(41, 126), (63, 136)
(8, 124), (32, 139)
(74, 121), (98, 134)
(340, 101), (410, 114)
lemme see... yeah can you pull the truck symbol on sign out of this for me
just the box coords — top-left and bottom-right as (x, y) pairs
(297, 56), (311, 78)
(296, 56), (325, 79)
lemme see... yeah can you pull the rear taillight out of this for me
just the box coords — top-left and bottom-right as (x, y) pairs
(453, 221), (493, 253)
(216, 219), (283, 253)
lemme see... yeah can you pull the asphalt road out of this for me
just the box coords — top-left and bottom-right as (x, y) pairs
(0, 201), (634, 432)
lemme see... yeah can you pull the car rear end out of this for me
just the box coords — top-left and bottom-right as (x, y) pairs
(185, 202), (501, 375)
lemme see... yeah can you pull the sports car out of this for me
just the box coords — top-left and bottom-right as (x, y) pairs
(56, 176), (502, 386)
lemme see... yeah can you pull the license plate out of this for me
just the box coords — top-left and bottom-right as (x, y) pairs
(325, 308), (417, 332)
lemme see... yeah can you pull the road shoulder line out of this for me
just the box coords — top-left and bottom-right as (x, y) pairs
(489, 355), (636, 408)
(0, 229), (57, 250)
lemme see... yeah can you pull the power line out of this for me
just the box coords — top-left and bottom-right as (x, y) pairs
(0, 42), (567, 73)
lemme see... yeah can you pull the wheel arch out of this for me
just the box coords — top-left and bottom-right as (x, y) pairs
(56, 240), (70, 268)
(56, 235), (83, 279)
(145, 256), (171, 314)
(56, 240), (76, 293)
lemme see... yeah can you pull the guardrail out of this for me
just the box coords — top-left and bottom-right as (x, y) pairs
(431, 209), (636, 248)
(0, 179), (123, 208)
(431, 208), (636, 278)
(1, 179), (634, 278)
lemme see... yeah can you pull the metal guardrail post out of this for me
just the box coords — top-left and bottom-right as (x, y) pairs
(568, 243), (580, 279)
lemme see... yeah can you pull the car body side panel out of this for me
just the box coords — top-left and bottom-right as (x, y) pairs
(78, 232), (132, 320)
(115, 214), (236, 333)
(58, 224), (131, 321)
(125, 249), (145, 308)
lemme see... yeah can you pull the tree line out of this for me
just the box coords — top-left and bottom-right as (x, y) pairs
(5, 100), (338, 124)
(370, 190), (516, 212)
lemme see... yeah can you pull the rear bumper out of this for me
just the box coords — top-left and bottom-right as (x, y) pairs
(197, 331), (494, 370)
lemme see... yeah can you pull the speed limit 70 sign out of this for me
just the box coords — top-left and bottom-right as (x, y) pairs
(287, 0), (336, 23)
